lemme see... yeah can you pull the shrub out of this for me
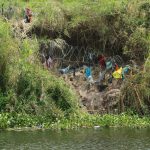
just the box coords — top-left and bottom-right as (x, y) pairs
(0, 17), (79, 122)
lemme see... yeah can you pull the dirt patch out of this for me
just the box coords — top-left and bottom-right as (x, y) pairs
(62, 68), (122, 114)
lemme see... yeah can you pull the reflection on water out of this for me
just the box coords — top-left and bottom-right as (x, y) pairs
(0, 128), (150, 150)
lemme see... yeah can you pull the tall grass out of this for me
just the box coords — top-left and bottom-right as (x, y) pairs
(120, 52), (150, 115)
(0, 17), (80, 122)
(1, 0), (149, 55)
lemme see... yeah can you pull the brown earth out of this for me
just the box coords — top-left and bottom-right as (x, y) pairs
(62, 67), (122, 114)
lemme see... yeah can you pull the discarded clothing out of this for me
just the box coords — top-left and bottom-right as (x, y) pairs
(112, 65), (130, 80)
(112, 67), (123, 79)
(115, 64), (119, 71)
(59, 66), (70, 74)
(25, 8), (32, 23)
(106, 60), (113, 70)
(123, 65), (130, 74)
(85, 67), (94, 83)
(122, 65), (131, 80)
(85, 67), (92, 78)
(98, 55), (106, 69)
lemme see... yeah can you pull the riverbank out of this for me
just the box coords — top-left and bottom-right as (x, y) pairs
(1, 113), (150, 130)
(0, 0), (149, 131)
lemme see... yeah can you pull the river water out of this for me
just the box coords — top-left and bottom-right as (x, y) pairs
(0, 128), (150, 150)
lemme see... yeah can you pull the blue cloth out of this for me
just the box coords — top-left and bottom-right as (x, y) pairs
(123, 66), (129, 74)
(106, 61), (113, 70)
(85, 67), (91, 78)
(122, 66), (130, 80)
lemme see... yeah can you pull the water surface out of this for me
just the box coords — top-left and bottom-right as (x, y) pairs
(0, 128), (150, 150)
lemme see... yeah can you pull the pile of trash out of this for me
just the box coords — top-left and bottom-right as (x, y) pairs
(40, 52), (136, 114)
(54, 54), (132, 114)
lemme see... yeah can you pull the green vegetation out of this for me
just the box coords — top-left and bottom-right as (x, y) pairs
(1, 113), (150, 129)
(0, 0), (149, 129)
(121, 53), (150, 115)
(0, 18), (80, 127)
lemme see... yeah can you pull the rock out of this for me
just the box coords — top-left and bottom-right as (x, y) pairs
(94, 126), (100, 129)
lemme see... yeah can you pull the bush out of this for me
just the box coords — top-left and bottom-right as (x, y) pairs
(120, 53), (150, 115)
(0, 17), (79, 123)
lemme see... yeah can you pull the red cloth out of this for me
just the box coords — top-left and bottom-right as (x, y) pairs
(98, 55), (106, 69)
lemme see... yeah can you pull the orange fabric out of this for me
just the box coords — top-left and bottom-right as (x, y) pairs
(115, 64), (119, 71)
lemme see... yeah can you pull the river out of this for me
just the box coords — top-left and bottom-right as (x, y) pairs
(0, 128), (150, 150)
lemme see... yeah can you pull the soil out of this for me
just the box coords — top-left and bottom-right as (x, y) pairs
(62, 67), (122, 114)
